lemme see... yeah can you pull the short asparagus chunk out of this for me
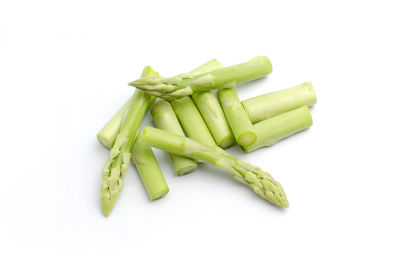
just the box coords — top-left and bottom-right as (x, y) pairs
(151, 100), (198, 175)
(131, 132), (169, 200)
(129, 56), (273, 100)
(243, 106), (313, 152)
(217, 85), (256, 147)
(100, 66), (158, 216)
(242, 82), (317, 123)
(142, 127), (289, 207)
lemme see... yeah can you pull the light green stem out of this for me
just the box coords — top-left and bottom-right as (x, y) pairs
(217, 85), (256, 147)
(129, 56), (273, 100)
(142, 126), (289, 207)
(131, 132), (169, 200)
(242, 82), (317, 123)
(150, 100), (197, 175)
(192, 91), (234, 149)
(97, 96), (134, 149)
(100, 66), (158, 216)
(243, 106), (313, 152)
(171, 96), (216, 147)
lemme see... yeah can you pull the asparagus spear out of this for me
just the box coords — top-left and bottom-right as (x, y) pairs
(151, 100), (198, 175)
(192, 91), (235, 148)
(171, 96), (217, 147)
(242, 82), (317, 123)
(131, 132), (169, 200)
(129, 56), (273, 100)
(243, 106), (313, 152)
(141, 126), (288, 207)
(97, 96), (134, 149)
(100, 66), (158, 216)
(217, 84), (257, 147)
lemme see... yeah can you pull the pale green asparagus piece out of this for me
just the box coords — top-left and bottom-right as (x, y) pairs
(129, 56), (273, 100)
(171, 96), (216, 147)
(131, 132), (169, 200)
(192, 91), (235, 148)
(100, 66), (158, 216)
(217, 84), (256, 147)
(151, 100), (198, 175)
(97, 96), (134, 149)
(142, 126), (289, 207)
(242, 82), (317, 123)
(243, 106), (313, 152)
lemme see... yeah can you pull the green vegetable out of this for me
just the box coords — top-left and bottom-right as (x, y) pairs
(129, 56), (273, 100)
(141, 126), (289, 208)
(150, 100), (197, 175)
(242, 82), (317, 123)
(97, 96), (134, 149)
(217, 84), (256, 147)
(171, 96), (216, 147)
(131, 132), (169, 200)
(243, 106), (313, 152)
(100, 66), (158, 216)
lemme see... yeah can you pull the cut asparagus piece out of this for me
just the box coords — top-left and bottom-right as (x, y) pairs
(100, 66), (158, 216)
(242, 82), (317, 123)
(97, 96), (134, 149)
(217, 85), (256, 147)
(129, 56), (273, 100)
(243, 106), (313, 152)
(142, 126), (289, 207)
(151, 100), (197, 175)
(131, 132), (169, 200)
(171, 96), (216, 147)
(192, 91), (234, 148)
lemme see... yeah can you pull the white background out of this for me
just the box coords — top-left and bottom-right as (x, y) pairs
(1, 0), (399, 263)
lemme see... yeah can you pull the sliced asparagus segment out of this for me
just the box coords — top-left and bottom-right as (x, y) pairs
(243, 106), (313, 152)
(129, 56), (273, 100)
(192, 91), (234, 149)
(171, 96), (216, 147)
(217, 85), (256, 147)
(242, 82), (317, 123)
(100, 66), (158, 216)
(131, 132), (169, 200)
(151, 100), (197, 175)
(142, 126), (289, 208)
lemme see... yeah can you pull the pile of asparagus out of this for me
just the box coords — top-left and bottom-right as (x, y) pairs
(98, 56), (316, 216)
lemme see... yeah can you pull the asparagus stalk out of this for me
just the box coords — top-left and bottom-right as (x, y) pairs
(100, 66), (158, 216)
(243, 106), (313, 152)
(217, 84), (257, 147)
(97, 96), (134, 149)
(129, 56), (273, 100)
(192, 91), (235, 148)
(242, 82), (317, 123)
(151, 100), (198, 175)
(141, 126), (289, 207)
(131, 132), (169, 200)
(171, 96), (217, 147)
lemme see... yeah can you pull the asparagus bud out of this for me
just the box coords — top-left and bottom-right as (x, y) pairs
(141, 127), (289, 208)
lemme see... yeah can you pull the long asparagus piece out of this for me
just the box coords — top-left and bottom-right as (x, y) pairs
(192, 91), (235, 148)
(142, 126), (289, 207)
(100, 66), (158, 216)
(151, 100), (198, 175)
(171, 96), (216, 147)
(131, 132), (169, 200)
(97, 96), (134, 149)
(243, 106), (313, 152)
(129, 56), (273, 100)
(217, 84), (256, 147)
(242, 82), (317, 123)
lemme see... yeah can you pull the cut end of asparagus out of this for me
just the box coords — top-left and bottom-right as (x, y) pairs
(304, 81), (317, 104)
(176, 165), (197, 176)
(218, 134), (235, 149)
(237, 132), (257, 147)
(150, 187), (169, 201)
(97, 134), (113, 149)
(248, 56), (273, 74)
